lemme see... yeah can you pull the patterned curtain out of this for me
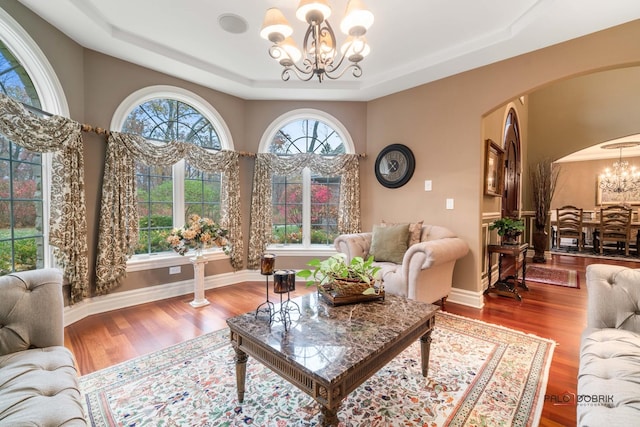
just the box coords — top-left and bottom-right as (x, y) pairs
(0, 94), (89, 304)
(95, 132), (244, 294)
(247, 153), (360, 269)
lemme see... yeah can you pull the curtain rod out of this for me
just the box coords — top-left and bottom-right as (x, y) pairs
(20, 101), (110, 136)
(18, 102), (367, 157)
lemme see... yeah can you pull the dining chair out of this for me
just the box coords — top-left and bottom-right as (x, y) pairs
(598, 205), (632, 256)
(556, 205), (584, 251)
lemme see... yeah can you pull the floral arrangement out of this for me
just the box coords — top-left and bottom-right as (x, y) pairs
(166, 214), (229, 256)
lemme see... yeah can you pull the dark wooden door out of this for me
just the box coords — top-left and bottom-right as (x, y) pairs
(502, 109), (521, 218)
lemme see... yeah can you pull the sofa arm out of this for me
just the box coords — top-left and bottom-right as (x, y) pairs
(402, 237), (469, 271)
(334, 232), (372, 261)
(0, 268), (64, 356)
(585, 264), (640, 332)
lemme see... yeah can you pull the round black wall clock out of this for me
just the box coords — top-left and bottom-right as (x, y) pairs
(374, 143), (415, 188)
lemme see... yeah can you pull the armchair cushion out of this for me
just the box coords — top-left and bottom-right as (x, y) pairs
(370, 223), (409, 263)
(381, 219), (424, 246)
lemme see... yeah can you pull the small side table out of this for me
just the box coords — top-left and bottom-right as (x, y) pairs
(485, 243), (529, 301)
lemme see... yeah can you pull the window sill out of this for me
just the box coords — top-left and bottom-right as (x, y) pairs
(266, 244), (337, 257)
(126, 250), (229, 272)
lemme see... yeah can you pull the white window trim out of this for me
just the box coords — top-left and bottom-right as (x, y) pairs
(110, 86), (233, 266)
(1, 9), (69, 270)
(259, 109), (355, 251)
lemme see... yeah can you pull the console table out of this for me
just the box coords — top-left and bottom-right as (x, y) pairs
(485, 243), (529, 301)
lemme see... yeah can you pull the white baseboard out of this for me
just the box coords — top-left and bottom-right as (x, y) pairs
(448, 286), (485, 309)
(64, 270), (266, 327)
(65, 272), (487, 326)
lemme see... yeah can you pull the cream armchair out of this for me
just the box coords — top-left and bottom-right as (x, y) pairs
(334, 224), (468, 307)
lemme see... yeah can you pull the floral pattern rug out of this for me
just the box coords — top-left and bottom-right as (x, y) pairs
(79, 312), (555, 426)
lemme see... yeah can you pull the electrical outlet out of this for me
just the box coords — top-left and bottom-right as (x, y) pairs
(169, 266), (181, 275)
(424, 180), (432, 191)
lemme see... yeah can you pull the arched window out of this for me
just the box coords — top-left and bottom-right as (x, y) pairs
(0, 7), (66, 275)
(113, 87), (232, 256)
(261, 109), (355, 247)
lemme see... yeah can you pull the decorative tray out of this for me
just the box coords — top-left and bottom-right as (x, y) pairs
(317, 285), (385, 306)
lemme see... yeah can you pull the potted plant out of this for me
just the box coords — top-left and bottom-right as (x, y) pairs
(297, 253), (382, 296)
(489, 217), (525, 245)
(530, 159), (560, 262)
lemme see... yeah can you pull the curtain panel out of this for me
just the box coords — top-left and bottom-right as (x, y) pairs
(0, 94), (89, 304)
(95, 132), (244, 294)
(247, 153), (361, 269)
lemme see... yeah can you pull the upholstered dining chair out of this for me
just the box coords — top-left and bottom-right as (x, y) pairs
(556, 205), (584, 251)
(598, 204), (632, 256)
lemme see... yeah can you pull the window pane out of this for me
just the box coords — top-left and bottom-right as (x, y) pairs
(184, 165), (222, 222)
(0, 40), (41, 108)
(310, 176), (340, 244)
(269, 119), (344, 155)
(135, 164), (173, 254)
(272, 175), (303, 244)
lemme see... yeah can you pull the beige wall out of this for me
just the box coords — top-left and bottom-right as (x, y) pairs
(3, 0), (640, 302)
(528, 67), (640, 165)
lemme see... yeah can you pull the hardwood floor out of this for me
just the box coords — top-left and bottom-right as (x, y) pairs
(64, 255), (640, 427)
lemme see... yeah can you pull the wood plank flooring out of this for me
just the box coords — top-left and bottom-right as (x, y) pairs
(64, 255), (640, 427)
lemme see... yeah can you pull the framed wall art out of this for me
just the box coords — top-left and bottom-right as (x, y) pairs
(484, 139), (505, 197)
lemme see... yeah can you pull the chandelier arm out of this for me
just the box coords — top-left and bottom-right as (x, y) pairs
(322, 63), (363, 80)
(281, 65), (317, 82)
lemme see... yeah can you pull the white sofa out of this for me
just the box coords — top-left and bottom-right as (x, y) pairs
(334, 224), (468, 306)
(578, 264), (640, 426)
(0, 268), (86, 425)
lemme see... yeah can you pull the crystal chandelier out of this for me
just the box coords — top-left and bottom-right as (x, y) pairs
(260, 0), (374, 83)
(599, 143), (640, 194)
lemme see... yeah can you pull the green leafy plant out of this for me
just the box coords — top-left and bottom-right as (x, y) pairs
(297, 253), (382, 295)
(489, 217), (525, 239)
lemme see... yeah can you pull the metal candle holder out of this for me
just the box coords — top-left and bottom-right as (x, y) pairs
(272, 269), (300, 330)
(255, 253), (276, 321)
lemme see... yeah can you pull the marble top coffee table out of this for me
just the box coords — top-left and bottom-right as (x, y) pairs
(226, 292), (438, 426)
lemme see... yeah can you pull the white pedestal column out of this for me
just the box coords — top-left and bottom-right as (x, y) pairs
(189, 255), (210, 308)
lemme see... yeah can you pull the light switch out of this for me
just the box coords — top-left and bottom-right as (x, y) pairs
(424, 180), (432, 191)
(446, 198), (454, 209)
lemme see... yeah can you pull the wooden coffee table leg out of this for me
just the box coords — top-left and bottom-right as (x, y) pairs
(232, 342), (248, 403)
(420, 329), (433, 377)
(319, 403), (340, 426)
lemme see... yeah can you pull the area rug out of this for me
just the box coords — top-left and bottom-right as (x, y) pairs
(79, 312), (555, 427)
(526, 265), (579, 288)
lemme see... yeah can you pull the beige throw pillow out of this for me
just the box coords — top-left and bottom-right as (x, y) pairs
(370, 223), (410, 264)
(381, 220), (424, 247)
